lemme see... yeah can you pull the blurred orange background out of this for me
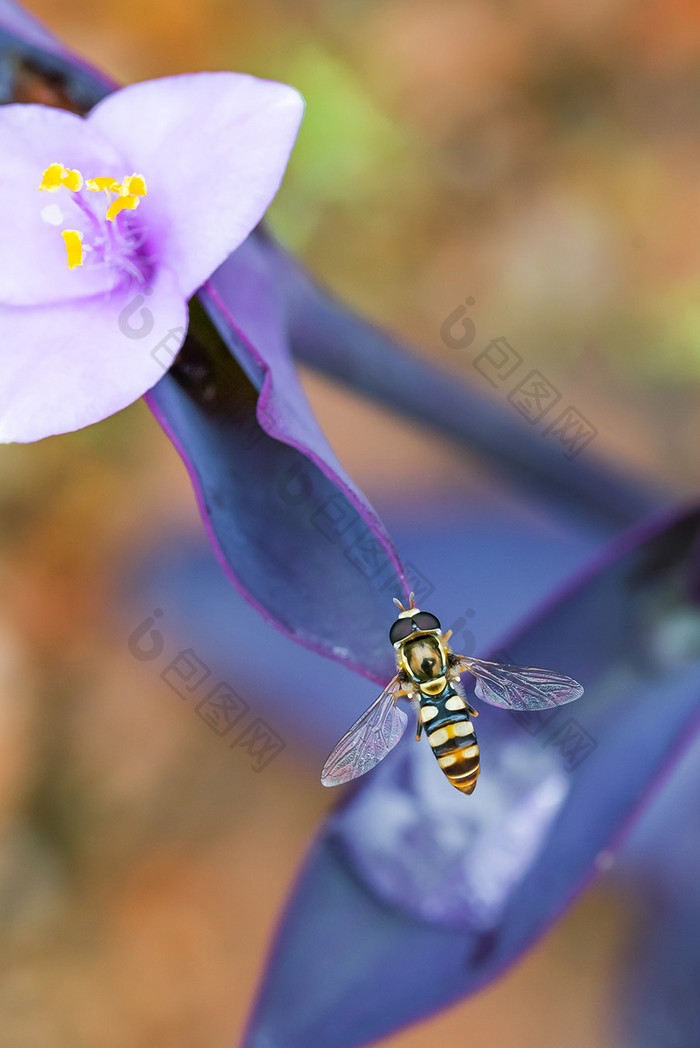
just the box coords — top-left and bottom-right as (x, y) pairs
(2, 0), (700, 1044)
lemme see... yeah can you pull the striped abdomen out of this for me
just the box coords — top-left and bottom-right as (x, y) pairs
(419, 685), (480, 794)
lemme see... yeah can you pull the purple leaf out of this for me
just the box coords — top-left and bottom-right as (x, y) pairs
(0, 4), (111, 108)
(242, 506), (700, 1048)
(146, 292), (407, 683)
(615, 718), (700, 1046)
(618, 888), (700, 1048)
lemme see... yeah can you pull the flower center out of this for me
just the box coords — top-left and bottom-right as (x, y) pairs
(39, 163), (149, 282)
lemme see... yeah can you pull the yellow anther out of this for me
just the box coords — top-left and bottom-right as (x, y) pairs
(62, 229), (84, 269)
(61, 168), (83, 192)
(85, 176), (121, 192)
(39, 164), (83, 192)
(123, 173), (147, 197)
(39, 163), (65, 191)
(105, 194), (139, 221)
(40, 164), (149, 272)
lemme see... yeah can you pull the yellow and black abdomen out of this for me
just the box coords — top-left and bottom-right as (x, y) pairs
(419, 685), (480, 794)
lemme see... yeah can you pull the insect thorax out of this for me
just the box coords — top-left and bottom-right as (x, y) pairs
(398, 632), (448, 685)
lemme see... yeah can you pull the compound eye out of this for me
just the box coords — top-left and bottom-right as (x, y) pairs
(389, 618), (413, 645)
(412, 611), (441, 632)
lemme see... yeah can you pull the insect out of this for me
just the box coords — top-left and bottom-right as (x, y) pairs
(321, 594), (584, 795)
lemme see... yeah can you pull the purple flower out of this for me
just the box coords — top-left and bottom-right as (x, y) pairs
(0, 71), (303, 441)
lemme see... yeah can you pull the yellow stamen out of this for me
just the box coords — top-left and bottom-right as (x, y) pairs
(106, 194), (139, 221)
(39, 164), (83, 192)
(41, 165), (149, 271)
(85, 176), (121, 192)
(61, 168), (83, 192)
(39, 163), (65, 191)
(123, 173), (147, 197)
(62, 229), (84, 268)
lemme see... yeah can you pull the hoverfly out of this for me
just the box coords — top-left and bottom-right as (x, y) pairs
(321, 594), (584, 795)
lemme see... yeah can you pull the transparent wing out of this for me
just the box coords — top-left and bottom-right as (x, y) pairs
(456, 656), (584, 711)
(321, 677), (408, 787)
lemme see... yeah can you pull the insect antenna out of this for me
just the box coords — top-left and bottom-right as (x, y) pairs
(408, 591), (416, 609)
(392, 597), (406, 612)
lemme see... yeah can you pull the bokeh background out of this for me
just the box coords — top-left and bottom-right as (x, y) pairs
(1, 0), (699, 1044)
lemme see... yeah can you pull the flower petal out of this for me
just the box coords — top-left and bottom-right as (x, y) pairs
(0, 103), (130, 304)
(87, 73), (304, 299)
(242, 506), (700, 1048)
(0, 263), (187, 441)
